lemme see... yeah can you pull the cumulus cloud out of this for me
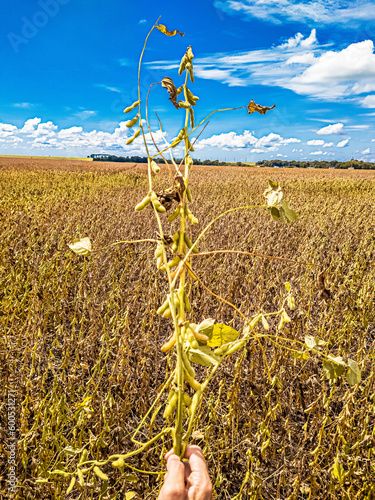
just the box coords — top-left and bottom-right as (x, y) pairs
(317, 122), (345, 135)
(337, 138), (350, 147)
(214, 0), (375, 25)
(194, 130), (300, 151)
(287, 41), (375, 98)
(0, 118), (167, 156)
(361, 147), (370, 154)
(361, 95), (375, 108)
(310, 151), (323, 155)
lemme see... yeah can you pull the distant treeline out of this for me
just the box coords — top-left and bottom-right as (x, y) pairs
(90, 155), (239, 166)
(256, 159), (375, 169)
(89, 155), (375, 169)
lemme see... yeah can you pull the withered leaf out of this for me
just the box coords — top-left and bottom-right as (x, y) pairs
(156, 24), (185, 37)
(161, 77), (179, 109)
(247, 99), (276, 115)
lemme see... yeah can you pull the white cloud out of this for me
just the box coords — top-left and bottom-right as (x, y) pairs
(0, 118), (168, 156)
(149, 30), (375, 103)
(317, 122), (345, 135)
(361, 147), (370, 154)
(287, 41), (375, 98)
(20, 117), (41, 134)
(194, 130), (300, 151)
(361, 95), (375, 108)
(75, 110), (96, 120)
(214, 0), (375, 25)
(13, 102), (33, 109)
(310, 151), (323, 155)
(337, 138), (350, 147)
(307, 139), (324, 146)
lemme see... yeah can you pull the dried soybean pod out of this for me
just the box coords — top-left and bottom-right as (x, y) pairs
(179, 54), (188, 75)
(184, 233), (198, 253)
(168, 206), (181, 222)
(163, 392), (178, 418)
(79, 449), (88, 465)
(225, 340), (246, 356)
(184, 291), (191, 312)
(126, 114), (139, 128)
(187, 328), (199, 349)
(162, 307), (172, 319)
(157, 298), (170, 315)
(155, 242), (163, 259)
(135, 193), (151, 211)
(185, 186), (192, 203)
(188, 388), (202, 417)
(161, 255), (181, 271)
(77, 469), (84, 486)
(66, 477), (76, 495)
(184, 371), (201, 391)
(150, 192), (166, 213)
(190, 107), (195, 128)
(188, 325), (208, 343)
(52, 470), (71, 478)
(182, 349), (195, 378)
(177, 85), (184, 95)
(183, 393), (192, 408)
(112, 458), (125, 468)
(187, 46), (194, 61)
(186, 208), (198, 224)
(179, 100), (191, 109)
(123, 100), (140, 113)
(214, 343), (230, 356)
(150, 159), (160, 174)
(161, 332), (177, 352)
(126, 128), (141, 145)
(93, 466), (108, 481)
(261, 315), (270, 330)
(185, 155), (193, 170)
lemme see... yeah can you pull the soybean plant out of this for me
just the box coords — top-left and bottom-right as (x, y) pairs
(63, 18), (362, 496)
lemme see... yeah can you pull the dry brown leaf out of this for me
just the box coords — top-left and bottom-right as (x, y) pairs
(156, 24), (185, 37)
(247, 99), (276, 115)
(161, 77), (179, 109)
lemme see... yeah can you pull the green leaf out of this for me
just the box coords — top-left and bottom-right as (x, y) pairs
(268, 180), (279, 190)
(188, 344), (220, 367)
(196, 318), (215, 338)
(68, 237), (92, 256)
(346, 359), (361, 385)
(207, 323), (239, 347)
(323, 360), (336, 380)
(269, 206), (280, 220)
(332, 458), (345, 484)
(280, 200), (298, 223)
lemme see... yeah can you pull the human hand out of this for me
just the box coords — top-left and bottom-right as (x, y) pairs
(158, 445), (213, 499)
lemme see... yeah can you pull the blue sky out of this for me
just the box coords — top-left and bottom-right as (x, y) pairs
(1, 0), (375, 162)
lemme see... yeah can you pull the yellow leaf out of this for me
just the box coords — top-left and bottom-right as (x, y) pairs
(156, 24), (184, 37)
(126, 493), (136, 500)
(247, 99), (276, 115)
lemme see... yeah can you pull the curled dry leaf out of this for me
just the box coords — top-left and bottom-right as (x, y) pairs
(155, 24), (185, 37)
(247, 99), (276, 115)
(161, 77), (179, 109)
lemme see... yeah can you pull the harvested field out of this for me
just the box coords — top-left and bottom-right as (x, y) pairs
(1, 157), (375, 499)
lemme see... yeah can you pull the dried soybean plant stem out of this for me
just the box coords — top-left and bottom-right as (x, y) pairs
(145, 82), (173, 172)
(137, 17), (161, 190)
(190, 249), (312, 266)
(154, 111), (180, 174)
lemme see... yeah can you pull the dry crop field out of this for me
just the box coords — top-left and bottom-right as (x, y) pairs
(1, 156), (375, 499)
